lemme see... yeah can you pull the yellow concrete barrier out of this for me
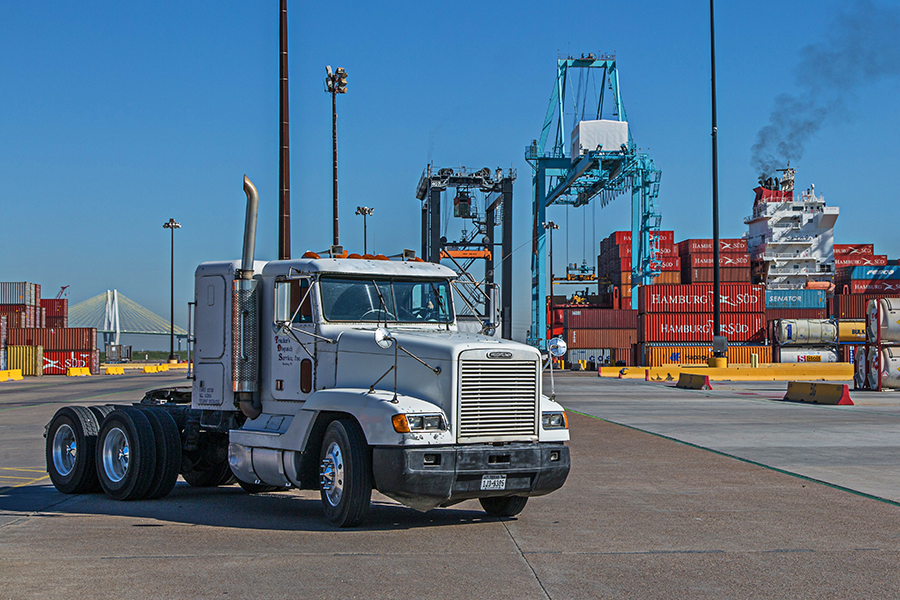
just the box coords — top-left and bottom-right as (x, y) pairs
(600, 363), (854, 383)
(66, 367), (91, 377)
(157, 364), (170, 372)
(143, 365), (159, 374)
(167, 363), (189, 369)
(676, 372), (713, 390)
(105, 366), (126, 375)
(783, 381), (854, 405)
(0, 369), (24, 381)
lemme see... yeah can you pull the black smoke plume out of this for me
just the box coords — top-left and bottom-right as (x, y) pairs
(751, 1), (900, 178)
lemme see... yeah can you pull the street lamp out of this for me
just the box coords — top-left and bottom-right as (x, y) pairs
(542, 221), (559, 339)
(163, 218), (181, 363)
(325, 65), (348, 246)
(355, 206), (374, 254)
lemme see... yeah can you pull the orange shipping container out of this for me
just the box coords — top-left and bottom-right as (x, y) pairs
(638, 344), (772, 366)
(567, 328), (637, 349)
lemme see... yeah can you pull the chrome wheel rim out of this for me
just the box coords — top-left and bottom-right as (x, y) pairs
(52, 424), (77, 477)
(320, 441), (344, 507)
(102, 427), (129, 483)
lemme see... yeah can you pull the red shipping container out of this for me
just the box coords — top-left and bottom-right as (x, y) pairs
(677, 239), (747, 255)
(850, 280), (900, 294)
(681, 267), (751, 284)
(604, 255), (681, 273)
(639, 284), (765, 314)
(832, 294), (895, 320)
(611, 347), (633, 367)
(0, 305), (37, 328)
(45, 315), (69, 328)
(638, 312), (766, 343)
(765, 308), (828, 321)
(834, 255), (887, 267)
(683, 253), (750, 268)
(834, 244), (874, 256)
(602, 230), (675, 251)
(42, 350), (100, 375)
(563, 308), (637, 329)
(602, 243), (677, 259)
(6, 328), (97, 351)
(40, 298), (68, 318)
(567, 328), (637, 349)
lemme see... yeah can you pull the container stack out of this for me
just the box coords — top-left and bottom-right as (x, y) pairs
(836, 265), (900, 295)
(677, 239), (751, 284)
(0, 282), (96, 375)
(635, 284), (769, 366)
(597, 230), (679, 308)
(563, 307), (637, 368)
(834, 244), (885, 269)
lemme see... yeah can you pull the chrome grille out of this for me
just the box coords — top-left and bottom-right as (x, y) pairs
(458, 359), (538, 441)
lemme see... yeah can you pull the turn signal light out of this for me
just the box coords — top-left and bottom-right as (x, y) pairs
(391, 414), (410, 433)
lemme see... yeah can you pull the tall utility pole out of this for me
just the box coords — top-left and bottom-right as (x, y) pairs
(325, 65), (347, 246)
(163, 218), (181, 363)
(710, 0), (725, 361)
(278, 0), (291, 260)
(355, 206), (374, 254)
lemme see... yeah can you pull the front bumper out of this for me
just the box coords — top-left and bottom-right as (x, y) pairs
(372, 442), (570, 511)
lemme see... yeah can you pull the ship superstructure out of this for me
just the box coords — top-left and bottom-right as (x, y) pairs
(744, 166), (839, 290)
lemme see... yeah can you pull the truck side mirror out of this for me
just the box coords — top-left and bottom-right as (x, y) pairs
(274, 281), (291, 325)
(374, 328), (394, 349)
(548, 337), (567, 358)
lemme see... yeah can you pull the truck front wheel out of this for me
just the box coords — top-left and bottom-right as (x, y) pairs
(319, 420), (372, 527)
(479, 496), (528, 517)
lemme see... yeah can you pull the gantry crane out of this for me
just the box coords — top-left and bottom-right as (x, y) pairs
(526, 54), (662, 348)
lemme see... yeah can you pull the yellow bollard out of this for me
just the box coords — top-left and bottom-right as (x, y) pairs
(751, 353), (759, 368)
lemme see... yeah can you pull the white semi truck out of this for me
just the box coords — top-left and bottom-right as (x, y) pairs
(45, 177), (570, 526)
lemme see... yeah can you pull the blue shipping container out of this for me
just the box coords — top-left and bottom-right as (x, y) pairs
(846, 266), (900, 281)
(764, 289), (826, 309)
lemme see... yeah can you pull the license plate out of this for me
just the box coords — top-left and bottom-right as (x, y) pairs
(480, 474), (507, 491)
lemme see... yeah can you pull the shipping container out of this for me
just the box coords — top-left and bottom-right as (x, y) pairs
(563, 308), (637, 329)
(599, 243), (677, 259)
(834, 244), (874, 256)
(638, 344), (772, 367)
(41, 350), (100, 375)
(45, 315), (69, 328)
(638, 313), (766, 343)
(639, 284), (765, 314)
(765, 308), (828, 321)
(764, 289), (826, 310)
(609, 271), (681, 286)
(682, 253), (750, 268)
(837, 266), (900, 281)
(849, 280), (900, 294)
(0, 282), (41, 306)
(0, 314), (6, 348)
(567, 328), (637, 349)
(40, 298), (68, 318)
(611, 347), (634, 367)
(567, 348), (610, 365)
(602, 230), (675, 252)
(676, 239), (747, 255)
(0, 348), (6, 370)
(6, 328), (97, 351)
(834, 255), (887, 268)
(8, 345), (43, 376)
(681, 267), (751, 284)
(601, 255), (681, 273)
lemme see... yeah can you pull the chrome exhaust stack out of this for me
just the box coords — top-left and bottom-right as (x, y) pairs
(234, 176), (262, 419)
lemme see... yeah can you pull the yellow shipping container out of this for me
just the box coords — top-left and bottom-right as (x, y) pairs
(640, 344), (772, 367)
(838, 321), (867, 343)
(8, 345), (43, 377)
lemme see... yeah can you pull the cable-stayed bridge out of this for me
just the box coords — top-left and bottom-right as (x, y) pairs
(69, 290), (188, 348)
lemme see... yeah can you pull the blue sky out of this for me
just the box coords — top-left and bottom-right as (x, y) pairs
(2, 1), (898, 345)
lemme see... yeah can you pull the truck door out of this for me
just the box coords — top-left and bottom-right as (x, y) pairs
(271, 278), (315, 401)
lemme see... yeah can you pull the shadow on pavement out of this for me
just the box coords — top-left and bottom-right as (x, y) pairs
(0, 481), (500, 532)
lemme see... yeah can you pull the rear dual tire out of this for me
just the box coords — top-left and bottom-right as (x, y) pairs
(96, 408), (157, 501)
(46, 406), (102, 494)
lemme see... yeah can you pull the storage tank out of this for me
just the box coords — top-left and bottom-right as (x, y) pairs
(777, 346), (839, 363)
(854, 346), (868, 389)
(837, 321), (867, 343)
(775, 319), (837, 346)
(868, 347), (881, 389)
(878, 346), (900, 390)
(867, 298), (900, 343)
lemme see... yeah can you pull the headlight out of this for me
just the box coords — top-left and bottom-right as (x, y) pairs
(392, 413), (445, 433)
(542, 411), (568, 430)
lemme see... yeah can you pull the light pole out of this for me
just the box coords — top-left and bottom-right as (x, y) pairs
(325, 65), (347, 246)
(355, 206), (374, 254)
(163, 218), (181, 363)
(542, 221), (559, 339)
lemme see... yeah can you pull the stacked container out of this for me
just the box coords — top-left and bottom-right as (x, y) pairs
(835, 266), (900, 295)
(6, 328), (99, 375)
(635, 283), (769, 366)
(857, 298), (900, 390)
(676, 239), (751, 284)
(834, 244), (886, 269)
(42, 298), (69, 328)
(0, 315), (7, 370)
(563, 307), (637, 368)
(597, 231), (679, 307)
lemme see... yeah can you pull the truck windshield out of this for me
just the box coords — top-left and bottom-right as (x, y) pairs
(319, 277), (453, 323)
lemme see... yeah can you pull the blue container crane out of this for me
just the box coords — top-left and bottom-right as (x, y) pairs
(526, 54), (662, 348)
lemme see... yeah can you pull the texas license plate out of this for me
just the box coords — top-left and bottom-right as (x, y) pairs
(480, 474), (507, 491)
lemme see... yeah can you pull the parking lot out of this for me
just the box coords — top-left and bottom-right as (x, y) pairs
(2, 371), (900, 599)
